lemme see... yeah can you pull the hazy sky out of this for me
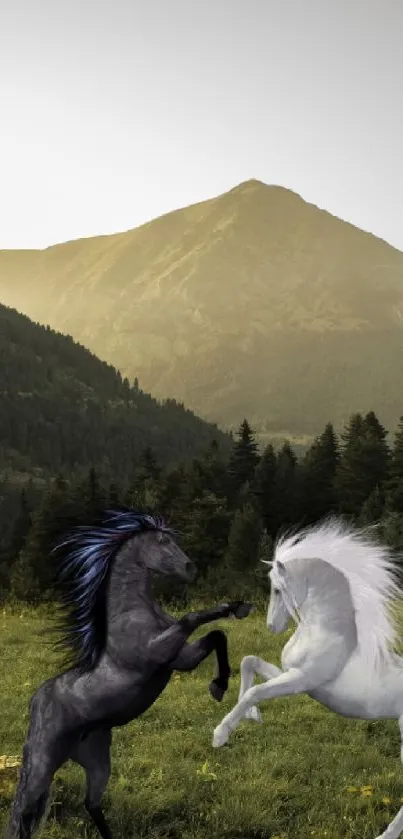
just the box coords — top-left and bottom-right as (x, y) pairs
(1, 0), (402, 251)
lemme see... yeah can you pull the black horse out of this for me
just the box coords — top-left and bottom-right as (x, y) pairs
(6, 507), (252, 838)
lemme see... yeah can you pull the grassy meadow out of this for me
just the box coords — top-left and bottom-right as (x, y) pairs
(1, 604), (403, 839)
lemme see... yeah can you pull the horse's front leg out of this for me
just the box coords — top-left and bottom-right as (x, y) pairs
(171, 630), (231, 702)
(239, 656), (282, 723)
(213, 667), (307, 747)
(146, 601), (253, 665)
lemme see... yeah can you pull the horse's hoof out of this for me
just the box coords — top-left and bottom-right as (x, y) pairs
(233, 602), (254, 619)
(209, 680), (226, 702)
(212, 723), (230, 748)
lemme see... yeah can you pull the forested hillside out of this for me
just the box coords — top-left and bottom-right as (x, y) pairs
(0, 302), (229, 484)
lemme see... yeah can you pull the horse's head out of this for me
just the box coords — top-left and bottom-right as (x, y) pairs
(139, 529), (197, 583)
(265, 559), (308, 633)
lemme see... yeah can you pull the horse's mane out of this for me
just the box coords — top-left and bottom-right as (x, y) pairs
(52, 505), (171, 673)
(273, 517), (403, 674)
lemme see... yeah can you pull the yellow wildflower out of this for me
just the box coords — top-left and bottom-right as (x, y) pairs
(0, 756), (21, 770)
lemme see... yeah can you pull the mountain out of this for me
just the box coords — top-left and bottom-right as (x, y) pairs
(0, 303), (229, 484)
(1, 178), (403, 441)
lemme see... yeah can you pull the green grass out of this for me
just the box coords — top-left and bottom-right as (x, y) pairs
(1, 605), (403, 838)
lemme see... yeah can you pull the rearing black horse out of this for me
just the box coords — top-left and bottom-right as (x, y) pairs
(6, 507), (252, 838)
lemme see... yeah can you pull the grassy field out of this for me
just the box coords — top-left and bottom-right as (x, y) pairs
(1, 605), (403, 839)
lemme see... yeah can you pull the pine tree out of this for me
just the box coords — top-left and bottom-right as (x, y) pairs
(387, 417), (403, 512)
(225, 502), (262, 571)
(77, 467), (107, 515)
(139, 446), (161, 483)
(190, 441), (228, 500)
(268, 443), (299, 536)
(334, 413), (364, 514)
(182, 491), (232, 576)
(380, 512), (403, 554)
(255, 528), (274, 589)
(0, 488), (33, 598)
(127, 446), (161, 510)
(335, 412), (390, 516)
(358, 485), (384, 525)
(363, 411), (390, 486)
(300, 423), (339, 523)
(227, 419), (260, 505)
(155, 465), (189, 529)
(10, 469), (111, 602)
(10, 476), (76, 601)
(251, 444), (276, 526)
(7, 488), (33, 563)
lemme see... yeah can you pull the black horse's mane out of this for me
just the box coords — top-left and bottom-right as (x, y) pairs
(51, 505), (171, 673)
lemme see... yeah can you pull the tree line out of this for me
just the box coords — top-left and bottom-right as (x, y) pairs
(2, 408), (403, 605)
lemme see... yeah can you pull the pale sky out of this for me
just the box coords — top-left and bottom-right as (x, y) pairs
(1, 0), (402, 251)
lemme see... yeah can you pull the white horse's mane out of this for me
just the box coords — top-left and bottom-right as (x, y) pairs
(272, 518), (403, 673)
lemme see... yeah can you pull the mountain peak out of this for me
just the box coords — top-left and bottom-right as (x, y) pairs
(228, 178), (273, 196)
(232, 178), (267, 190)
(1, 179), (403, 442)
(227, 178), (304, 203)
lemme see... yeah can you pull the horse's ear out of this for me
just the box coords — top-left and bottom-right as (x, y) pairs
(276, 560), (286, 574)
(260, 559), (272, 567)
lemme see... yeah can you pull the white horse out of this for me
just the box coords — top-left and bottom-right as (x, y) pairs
(212, 518), (403, 839)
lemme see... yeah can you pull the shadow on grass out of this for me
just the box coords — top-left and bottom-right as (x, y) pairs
(0, 773), (282, 839)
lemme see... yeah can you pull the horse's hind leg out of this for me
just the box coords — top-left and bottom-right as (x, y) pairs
(6, 757), (51, 839)
(5, 684), (70, 839)
(69, 727), (113, 839)
(171, 630), (231, 701)
(239, 656), (282, 722)
(373, 714), (403, 839)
